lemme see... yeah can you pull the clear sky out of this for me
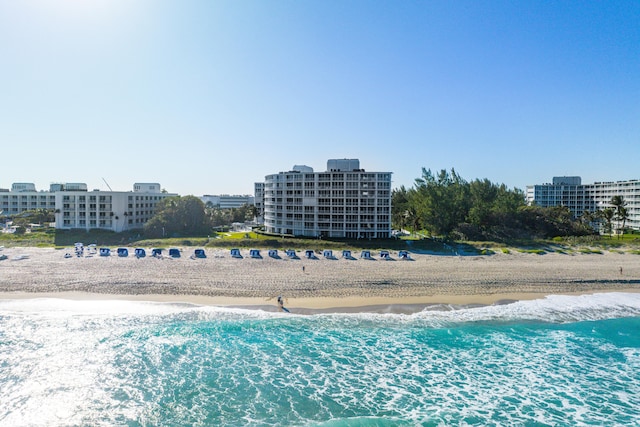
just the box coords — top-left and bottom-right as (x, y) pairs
(1, 0), (638, 196)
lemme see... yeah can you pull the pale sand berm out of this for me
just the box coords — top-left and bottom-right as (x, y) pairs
(1, 247), (639, 313)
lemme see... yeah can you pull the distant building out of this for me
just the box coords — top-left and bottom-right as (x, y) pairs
(1, 183), (58, 216)
(55, 183), (177, 232)
(200, 194), (255, 209)
(0, 181), (176, 232)
(254, 182), (264, 223)
(526, 177), (640, 232)
(262, 159), (392, 239)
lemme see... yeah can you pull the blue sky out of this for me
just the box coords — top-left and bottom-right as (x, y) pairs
(1, 0), (638, 196)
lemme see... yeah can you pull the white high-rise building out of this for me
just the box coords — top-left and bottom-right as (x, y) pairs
(262, 159), (392, 239)
(1, 183), (57, 216)
(55, 183), (176, 232)
(1, 181), (176, 232)
(200, 194), (255, 209)
(253, 182), (264, 223)
(526, 177), (640, 232)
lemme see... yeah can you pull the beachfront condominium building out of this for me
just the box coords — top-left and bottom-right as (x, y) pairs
(262, 159), (392, 239)
(253, 182), (264, 223)
(1, 183), (58, 216)
(1, 181), (176, 232)
(200, 194), (255, 209)
(526, 176), (640, 232)
(54, 183), (177, 232)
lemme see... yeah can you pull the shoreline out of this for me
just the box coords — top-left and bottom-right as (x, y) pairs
(2, 290), (640, 314)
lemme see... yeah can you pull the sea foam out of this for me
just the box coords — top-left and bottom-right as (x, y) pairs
(1, 293), (639, 426)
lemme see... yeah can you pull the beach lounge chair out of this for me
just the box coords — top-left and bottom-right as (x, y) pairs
(117, 248), (129, 257)
(268, 249), (279, 258)
(249, 249), (261, 259)
(305, 250), (316, 259)
(230, 248), (242, 258)
(169, 248), (181, 258)
(151, 248), (163, 258)
(360, 250), (372, 260)
(285, 249), (297, 259)
(323, 250), (335, 259)
(99, 247), (111, 257)
(342, 250), (354, 260)
(135, 248), (146, 258)
(398, 250), (411, 260)
(194, 249), (206, 259)
(380, 250), (390, 260)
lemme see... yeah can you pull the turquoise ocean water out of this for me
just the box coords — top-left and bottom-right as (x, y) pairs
(1, 293), (640, 426)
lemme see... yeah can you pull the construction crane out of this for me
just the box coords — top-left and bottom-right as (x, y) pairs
(102, 178), (113, 191)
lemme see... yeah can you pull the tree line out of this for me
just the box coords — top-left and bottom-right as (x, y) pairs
(583, 195), (630, 238)
(391, 168), (602, 241)
(5, 178), (631, 241)
(143, 196), (257, 238)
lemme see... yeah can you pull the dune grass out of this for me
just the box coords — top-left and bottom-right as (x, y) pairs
(2, 227), (639, 257)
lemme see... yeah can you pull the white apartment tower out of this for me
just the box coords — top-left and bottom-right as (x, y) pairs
(253, 182), (264, 223)
(200, 194), (255, 209)
(526, 176), (640, 232)
(263, 159), (392, 239)
(1, 184), (57, 215)
(1, 182), (176, 232)
(55, 183), (176, 232)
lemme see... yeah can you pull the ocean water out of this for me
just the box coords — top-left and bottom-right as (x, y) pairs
(1, 293), (640, 427)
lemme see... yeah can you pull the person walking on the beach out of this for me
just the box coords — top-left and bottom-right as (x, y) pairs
(302, 265), (305, 273)
(277, 295), (289, 313)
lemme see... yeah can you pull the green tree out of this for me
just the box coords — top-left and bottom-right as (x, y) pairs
(391, 186), (410, 230)
(248, 204), (260, 221)
(414, 168), (469, 236)
(20, 208), (54, 225)
(12, 208), (55, 230)
(599, 207), (615, 237)
(405, 206), (421, 237)
(144, 196), (211, 238)
(395, 166), (591, 241)
(467, 179), (498, 227)
(610, 195), (629, 238)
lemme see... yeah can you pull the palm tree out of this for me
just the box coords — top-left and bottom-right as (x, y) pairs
(599, 208), (615, 237)
(610, 195), (629, 238)
(247, 204), (260, 222)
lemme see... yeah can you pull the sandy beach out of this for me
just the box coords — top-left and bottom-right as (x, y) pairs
(1, 246), (639, 312)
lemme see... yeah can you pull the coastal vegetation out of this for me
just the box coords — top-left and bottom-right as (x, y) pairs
(143, 196), (257, 238)
(2, 225), (639, 258)
(1, 173), (637, 253)
(392, 168), (599, 241)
